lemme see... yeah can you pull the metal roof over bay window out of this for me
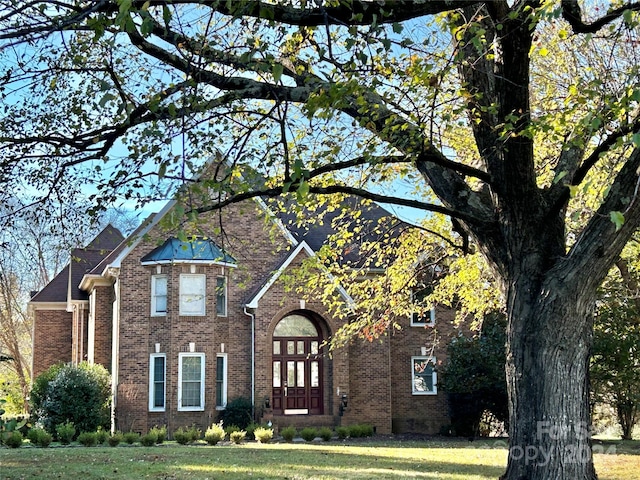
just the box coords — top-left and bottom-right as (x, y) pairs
(140, 237), (236, 267)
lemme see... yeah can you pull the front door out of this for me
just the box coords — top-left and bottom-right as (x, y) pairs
(272, 314), (323, 415)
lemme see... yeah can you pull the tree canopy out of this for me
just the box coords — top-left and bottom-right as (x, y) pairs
(3, 2), (640, 479)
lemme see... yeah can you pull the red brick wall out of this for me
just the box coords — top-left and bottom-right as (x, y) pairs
(115, 201), (292, 434)
(32, 309), (72, 378)
(389, 306), (461, 434)
(93, 285), (114, 371)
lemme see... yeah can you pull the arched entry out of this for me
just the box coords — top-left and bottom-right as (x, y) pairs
(272, 313), (324, 415)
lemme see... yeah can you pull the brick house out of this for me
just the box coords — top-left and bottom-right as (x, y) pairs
(29, 195), (459, 435)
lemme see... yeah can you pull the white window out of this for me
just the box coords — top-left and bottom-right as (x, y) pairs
(216, 276), (227, 317)
(178, 352), (205, 411)
(179, 274), (206, 316)
(149, 353), (166, 411)
(411, 356), (437, 395)
(216, 353), (227, 409)
(151, 275), (167, 316)
(410, 288), (435, 327)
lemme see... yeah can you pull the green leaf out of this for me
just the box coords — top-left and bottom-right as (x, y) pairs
(392, 22), (403, 34)
(118, 0), (132, 14)
(272, 63), (283, 83)
(98, 93), (115, 107)
(553, 171), (568, 184)
(610, 211), (625, 231)
(297, 180), (310, 201)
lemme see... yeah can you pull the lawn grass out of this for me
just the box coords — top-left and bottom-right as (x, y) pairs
(0, 438), (637, 479)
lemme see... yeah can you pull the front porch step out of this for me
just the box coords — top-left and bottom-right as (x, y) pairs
(263, 414), (338, 430)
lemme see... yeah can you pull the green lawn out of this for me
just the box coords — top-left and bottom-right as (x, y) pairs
(1, 439), (638, 479)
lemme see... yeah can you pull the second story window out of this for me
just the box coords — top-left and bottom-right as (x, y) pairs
(216, 276), (227, 317)
(151, 275), (167, 316)
(180, 274), (206, 316)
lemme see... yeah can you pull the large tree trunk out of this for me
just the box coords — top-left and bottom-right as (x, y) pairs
(501, 274), (597, 480)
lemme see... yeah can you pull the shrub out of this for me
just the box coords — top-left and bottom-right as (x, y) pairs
(280, 426), (296, 442)
(140, 432), (157, 446)
(300, 427), (317, 442)
(0, 400), (28, 445)
(224, 425), (240, 435)
(77, 431), (98, 447)
(96, 427), (109, 445)
(32, 362), (111, 436)
(149, 425), (166, 444)
(229, 430), (246, 444)
(438, 313), (508, 438)
(29, 363), (64, 415)
(335, 426), (349, 440)
(5, 431), (23, 448)
(217, 397), (253, 430)
(245, 422), (258, 440)
(123, 431), (140, 444)
(318, 427), (333, 441)
(188, 425), (201, 442)
(173, 427), (191, 445)
(204, 422), (225, 445)
(358, 424), (374, 437)
(108, 432), (123, 447)
(27, 427), (52, 447)
(253, 427), (273, 443)
(347, 424), (373, 438)
(56, 421), (76, 444)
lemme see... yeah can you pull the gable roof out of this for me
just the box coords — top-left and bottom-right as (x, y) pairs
(140, 237), (236, 266)
(275, 197), (404, 267)
(29, 224), (124, 304)
(244, 240), (355, 309)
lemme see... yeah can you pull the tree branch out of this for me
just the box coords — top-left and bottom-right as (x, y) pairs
(562, 0), (640, 34)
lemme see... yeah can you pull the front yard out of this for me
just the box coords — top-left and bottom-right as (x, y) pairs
(1, 438), (639, 479)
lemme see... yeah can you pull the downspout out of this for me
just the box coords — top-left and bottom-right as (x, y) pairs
(110, 271), (121, 434)
(243, 306), (256, 417)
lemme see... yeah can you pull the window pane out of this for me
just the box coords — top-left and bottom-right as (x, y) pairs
(310, 341), (319, 355)
(182, 356), (201, 381)
(297, 361), (305, 387)
(273, 314), (318, 337)
(154, 356), (165, 379)
(182, 381), (201, 407)
(216, 277), (227, 316)
(153, 382), (165, 408)
(153, 276), (167, 314)
(273, 361), (281, 388)
(216, 356), (225, 407)
(155, 276), (167, 295)
(287, 341), (295, 355)
(287, 361), (295, 386)
(311, 361), (319, 388)
(297, 341), (304, 355)
(273, 341), (280, 355)
(412, 357), (435, 393)
(180, 274), (205, 315)
(151, 356), (165, 409)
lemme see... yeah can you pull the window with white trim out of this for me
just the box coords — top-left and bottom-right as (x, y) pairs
(410, 287), (435, 327)
(179, 274), (206, 316)
(178, 352), (205, 411)
(216, 353), (227, 409)
(216, 276), (227, 317)
(151, 275), (167, 316)
(149, 353), (166, 411)
(411, 356), (437, 395)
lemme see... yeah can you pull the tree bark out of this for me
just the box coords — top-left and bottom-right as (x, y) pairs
(501, 270), (598, 480)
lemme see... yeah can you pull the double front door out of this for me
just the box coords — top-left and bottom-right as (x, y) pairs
(271, 314), (323, 415)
